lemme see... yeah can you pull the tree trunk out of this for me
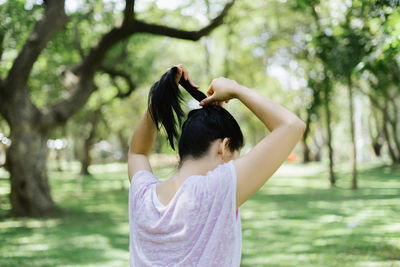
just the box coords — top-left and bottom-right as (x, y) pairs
(301, 113), (312, 163)
(80, 138), (92, 175)
(368, 107), (383, 157)
(311, 127), (323, 162)
(347, 75), (357, 190)
(323, 78), (336, 187)
(118, 130), (129, 161)
(382, 100), (400, 164)
(301, 139), (311, 163)
(0, 0), (235, 217)
(366, 93), (398, 162)
(0, 142), (6, 167)
(6, 127), (54, 216)
(80, 110), (100, 175)
(55, 149), (63, 172)
(387, 98), (400, 158)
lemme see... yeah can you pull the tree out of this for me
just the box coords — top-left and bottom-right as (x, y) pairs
(295, 0), (338, 186)
(0, 0), (235, 216)
(355, 1), (400, 164)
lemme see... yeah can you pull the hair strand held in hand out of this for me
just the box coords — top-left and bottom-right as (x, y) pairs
(148, 67), (243, 160)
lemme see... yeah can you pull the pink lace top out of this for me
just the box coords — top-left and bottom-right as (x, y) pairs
(129, 160), (242, 266)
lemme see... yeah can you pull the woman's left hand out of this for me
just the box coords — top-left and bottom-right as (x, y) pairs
(174, 64), (199, 89)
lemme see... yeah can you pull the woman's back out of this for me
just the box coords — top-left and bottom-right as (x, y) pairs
(129, 161), (241, 266)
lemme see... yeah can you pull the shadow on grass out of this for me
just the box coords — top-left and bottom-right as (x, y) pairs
(0, 163), (399, 266)
(0, 170), (131, 266)
(239, 164), (400, 266)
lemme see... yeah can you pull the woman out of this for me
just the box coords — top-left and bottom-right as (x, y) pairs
(128, 64), (305, 266)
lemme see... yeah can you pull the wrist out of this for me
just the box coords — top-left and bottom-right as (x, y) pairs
(232, 85), (248, 100)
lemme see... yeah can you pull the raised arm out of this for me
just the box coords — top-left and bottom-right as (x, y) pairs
(200, 78), (306, 209)
(128, 109), (157, 181)
(128, 64), (199, 181)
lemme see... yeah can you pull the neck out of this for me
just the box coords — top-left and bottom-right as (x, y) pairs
(175, 156), (221, 181)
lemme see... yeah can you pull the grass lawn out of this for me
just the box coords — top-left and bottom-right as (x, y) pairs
(0, 160), (399, 266)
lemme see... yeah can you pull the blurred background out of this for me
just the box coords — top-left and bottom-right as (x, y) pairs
(0, 0), (399, 266)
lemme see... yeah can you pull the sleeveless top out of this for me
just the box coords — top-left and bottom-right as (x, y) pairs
(129, 160), (242, 266)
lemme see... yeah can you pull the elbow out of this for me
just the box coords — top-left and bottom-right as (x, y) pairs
(129, 145), (135, 154)
(296, 119), (307, 133)
(287, 118), (306, 135)
(129, 147), (143, 156)
(129, 144), (150, 156)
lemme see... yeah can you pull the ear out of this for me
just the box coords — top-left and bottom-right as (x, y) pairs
(220, 138), (231, 160)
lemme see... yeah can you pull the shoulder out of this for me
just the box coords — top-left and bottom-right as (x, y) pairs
(130, 169), (159, 188)
(207, 160), (236, 178)
(129, 170), (159, 203)
(204, 160), (237, 191)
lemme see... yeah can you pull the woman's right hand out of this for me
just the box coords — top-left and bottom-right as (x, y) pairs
(199, 77), (242, 106)
(174, 64), (199, 89)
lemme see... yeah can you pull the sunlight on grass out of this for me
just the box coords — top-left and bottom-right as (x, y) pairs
(0, 161), (399, 266)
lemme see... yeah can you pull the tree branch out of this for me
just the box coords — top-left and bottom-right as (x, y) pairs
(3, 0), (68, 98)
(74, 26), (85, 58)
(389, 57), (400, 83)
(73, 9), (94, 58)
(0, 32), (4, 107)
(100, 66), (135, 99)
(123, 0), (135, 25)
(114, 40), (129, 65)
(44, 0), (235, 128)
(0, 82), (4, 117)
(0, 31), (4, 65)
(134, 0), (235, 41)
(75, 0), (235, 73)
(359, 86), (383, 111)
(40, 73), (97, 128)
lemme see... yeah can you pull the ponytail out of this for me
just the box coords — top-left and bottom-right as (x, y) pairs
(148, 67), (207, 150)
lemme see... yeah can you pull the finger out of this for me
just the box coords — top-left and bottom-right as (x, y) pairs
(199, 95), (215, 106)
(188, 77), (200, 88)
(179, 65), (188, 79)
(175, 67), (183, 83)
(206, 84), (214, 96)
(176, 64), (184, 77)
(174, 66), (182, 76)
(180, 65), (187, 73)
